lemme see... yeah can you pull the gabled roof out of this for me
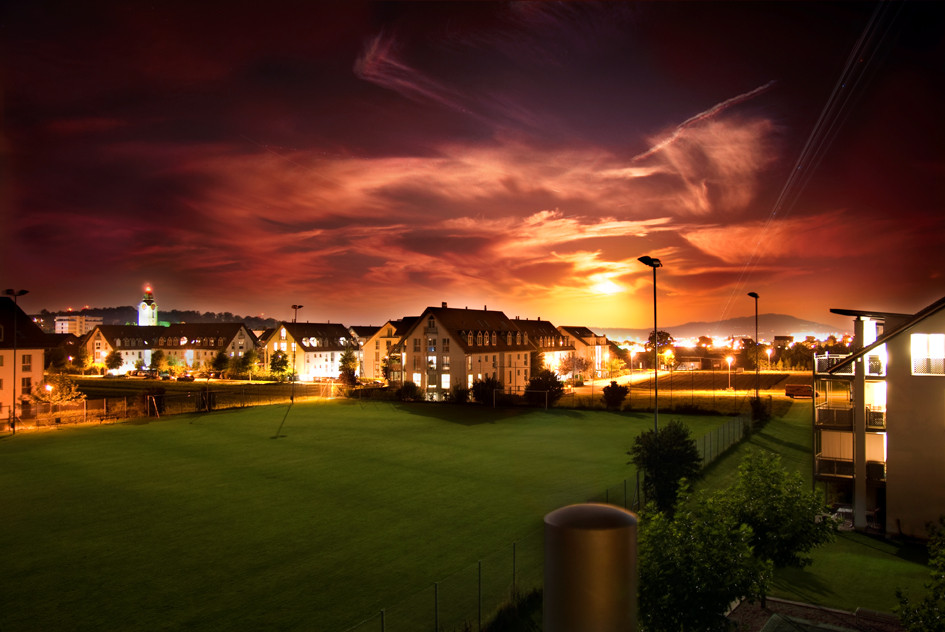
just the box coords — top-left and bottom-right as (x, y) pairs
(348, 325), (380, 340)
(827, 295), (945, 374)
(0, 297), (52, 349)
(407, 305), (527, 354)
(84, 323), (255, 350)
(559, 325), (599, 339)
(281, 322), (352, 351)
(512, 317), (575, 351)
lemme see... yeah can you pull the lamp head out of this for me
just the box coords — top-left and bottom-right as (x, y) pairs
(747, 291), (759, 299)
(638, 255), (662, 268)
(4, 289), (28, 298)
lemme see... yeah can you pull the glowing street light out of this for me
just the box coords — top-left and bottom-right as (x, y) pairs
(638, 255), (662, 433)
(726, 355), (734, 390)
(766, 347), (773, 370)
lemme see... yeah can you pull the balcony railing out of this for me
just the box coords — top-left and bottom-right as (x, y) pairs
(866, 354), (886, 377)
(815, 406), (854, 428)
(815, 354), (853, 375)
(866, 407), (886, 430)
(867, 460), (887, 482)
(815, 455), (854, 478)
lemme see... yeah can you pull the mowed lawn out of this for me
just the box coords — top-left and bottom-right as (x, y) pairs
(0, 401), (722, 632)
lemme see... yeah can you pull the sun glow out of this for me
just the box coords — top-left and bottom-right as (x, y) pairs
(590, 279), (622, 295)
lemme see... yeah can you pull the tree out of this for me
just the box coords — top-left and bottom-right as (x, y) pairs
(240, 349), (260, 378)
(646, 330), (675, 355)
(565, 355), (589, 380)
(71, 347), (90, 374)
(525, 370), (564, 407)
(211, 350), (229, 376)
(105, 349), (123, 372)
(270, 350), (289, 376)
(46, 347), (69, 372)
(898, 519), (945, 631)
(338, 348), (358, 386)
(471, 376), (503, 404)
(601, 380), (629, 410)
(30, 373), (87, 405)
(627, 419), (702, 513)
(150, 349), (168, 372)
(721, 450), (836, 569)
(639, 491), (770, 631)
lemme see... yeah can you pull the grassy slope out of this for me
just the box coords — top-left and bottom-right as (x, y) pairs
(694, 401), (929, 613)
(0, 402), (726, 632)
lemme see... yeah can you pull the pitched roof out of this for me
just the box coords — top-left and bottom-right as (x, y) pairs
(827, 295), (945, 374)
(559, 325), (599, 338)
(0, 297), (51, 349)
(281, 322), (352, 350)
(409, 306), (529, 354)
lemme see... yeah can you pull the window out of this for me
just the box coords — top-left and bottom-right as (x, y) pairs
(912, 333), (945, 375)
(428, 316), (435, 329)
(413, 338), (421, 352)
(443, 338), (450, 353)
(516, 332), (521, 345)
(441, 374), (450, 389)
(21, 354), (31, 373)
(468, 332), (473, 345)
(427, 337), (436, 353)
(477, 332), (483, 345)
(492, 332), (497, 346)
(0, 355), (4, 367)
(443, 356), (450, 369)
(21, 377), (31, 396)
(375, 340), (380, 349)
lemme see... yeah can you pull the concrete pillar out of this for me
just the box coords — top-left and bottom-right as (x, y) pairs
(544, 503), (638, 632)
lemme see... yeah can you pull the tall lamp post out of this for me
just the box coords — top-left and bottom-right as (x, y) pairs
(748, 292), (759, 400)
(290, 304), (303, 401)
(638, 256), (662, 433)
(5, 289), (29, 434)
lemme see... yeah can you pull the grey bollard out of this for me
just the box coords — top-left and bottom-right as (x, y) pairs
(544, 503), (638, 632)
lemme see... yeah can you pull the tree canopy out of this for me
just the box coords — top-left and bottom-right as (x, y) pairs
(525, 369), (564, 407)
(104, 349), (123, 371)
(898, 519), (945, 631)
(628, 419), (702, 513)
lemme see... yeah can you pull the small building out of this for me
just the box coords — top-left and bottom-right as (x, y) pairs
(0, 297), (50, 419)
(557, 326), (611, 378)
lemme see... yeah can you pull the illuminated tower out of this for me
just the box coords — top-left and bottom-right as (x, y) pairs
(138, 285), (158, 326)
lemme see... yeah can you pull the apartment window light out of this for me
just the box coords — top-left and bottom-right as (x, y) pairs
(912, 333), (945, 375)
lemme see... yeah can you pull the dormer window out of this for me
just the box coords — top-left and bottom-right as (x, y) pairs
(467, 332), (473, 345)
(477, 332), (483, 345)
(516, 332), (521, 345)
(491, 332), (497, 346)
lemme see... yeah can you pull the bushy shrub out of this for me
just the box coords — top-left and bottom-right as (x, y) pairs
(525, 370), (564, 407)
(471, 377), (502, 404)
(447, 384), (469, 404)
(602, 380), (629, 410)
(396, 381), (421, 402)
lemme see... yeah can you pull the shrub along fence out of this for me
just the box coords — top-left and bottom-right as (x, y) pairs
(340, 415), (751, 632)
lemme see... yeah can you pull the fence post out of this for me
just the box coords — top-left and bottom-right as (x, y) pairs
(434, 582), (439, 632)
(380, 609), (385, 632)
(478, 560), (482, 631)
(512, 541), (517, 592)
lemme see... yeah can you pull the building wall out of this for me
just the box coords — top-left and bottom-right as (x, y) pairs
(885, 310), (945, 538)
(0, 348), (45, 415)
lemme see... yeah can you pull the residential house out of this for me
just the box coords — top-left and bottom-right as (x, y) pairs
(82, 323), (257, 374)
(261, 322), (354, 381)
(347, 325), (380, 380)
(0, 297), (50, 419)
(557, 326), (611, 379)
(813, 296), (945, 538)
(511, 317), (574, 379)
(398, 303), (532, 399)
(361, 318), (417, 383)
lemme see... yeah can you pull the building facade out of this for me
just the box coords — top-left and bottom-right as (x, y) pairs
(813, 296), (945, 538)
(261, 322), (354, 381)
(0, 297), (49, 419)
(557, 326), (611, 378)
(54, 314), (103, 335)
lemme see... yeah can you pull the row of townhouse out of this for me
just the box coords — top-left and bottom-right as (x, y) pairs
(2, 296), (613, 412)
(813, 294), (945, 538)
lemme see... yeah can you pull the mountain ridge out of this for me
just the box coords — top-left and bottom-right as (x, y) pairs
(596, 313), (845, 342)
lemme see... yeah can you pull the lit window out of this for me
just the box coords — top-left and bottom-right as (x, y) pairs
(912, 333), (945, 375)
(441, 374), (450, 389)
(280, 328), (287, 340)
(492, 332), (497, 346)
(21, 354), (31, 372)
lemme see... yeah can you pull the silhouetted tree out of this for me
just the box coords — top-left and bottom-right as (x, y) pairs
(525, 370), (564, 407)
(105, 349), (123, 371)
(628, 419), (702, 513)
(602, 380), (629, 410)
(338, 348), (358, 386)
(471, 376), (503, 404)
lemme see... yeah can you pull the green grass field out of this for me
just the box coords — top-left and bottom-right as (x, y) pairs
(0, 401), (730, 631)
(1, 399), (930, 631)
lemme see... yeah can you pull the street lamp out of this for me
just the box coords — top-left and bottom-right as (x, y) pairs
(766, 347), (773, 370)
(638, 255), (662, 433)
(289, 304), (303, 401)
(726, 355), (734, 390)
(747, 292), (759, 399)
(4, 288), (29, 434)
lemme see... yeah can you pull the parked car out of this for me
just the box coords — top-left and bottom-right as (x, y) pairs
(178, 374), (196, 382)
(785, 384), (815, 398)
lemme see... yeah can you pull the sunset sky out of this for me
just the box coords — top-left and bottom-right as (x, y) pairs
(2, 1), (943, 331)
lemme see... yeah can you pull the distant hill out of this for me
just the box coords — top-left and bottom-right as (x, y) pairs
(35, 307), (279, 331)
(596, 313), (845, 343)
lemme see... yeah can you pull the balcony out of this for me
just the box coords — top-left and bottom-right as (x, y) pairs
(866, 407), (886, 430)
(816, 406), (854, 429)
(815, 455), (854, 479)
(815, 354), (853, 375)
(866, 354), (886, 377)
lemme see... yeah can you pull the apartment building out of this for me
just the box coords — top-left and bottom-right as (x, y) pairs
(260, 322), (354, 381)
(398, 303), (533, 399)
(54, 314), (103, 335)
(361, 318), (417, 382)
(813, 296), (945, 538)
(557, 326), (611, 378)
(511, 316), (574, 378)
(0, 297), (49, 419)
